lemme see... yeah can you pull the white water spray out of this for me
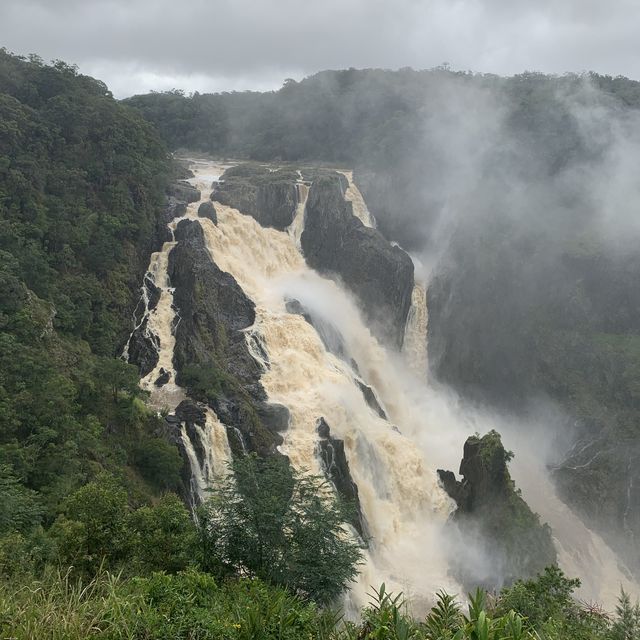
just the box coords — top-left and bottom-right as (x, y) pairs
(341, 170), (376, 228)
(198, 176), (460, 608)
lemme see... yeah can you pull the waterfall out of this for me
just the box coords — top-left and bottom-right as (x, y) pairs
(402, 282), (429, 379)
(127, 159), (233, 503)
(155, 159), (639, 611)
(181, 412), (233, 504)
(288, 179), (310, 248)
(198, 185), (461, 608)
(340, 170), (376, 228)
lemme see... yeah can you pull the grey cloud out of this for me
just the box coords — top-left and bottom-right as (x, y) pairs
(1, 0), (639, 97)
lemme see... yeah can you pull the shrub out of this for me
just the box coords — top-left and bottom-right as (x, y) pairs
(198, 453), (363, 604)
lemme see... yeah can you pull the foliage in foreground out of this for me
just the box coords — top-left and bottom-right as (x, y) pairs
(0, 569), (337, 640)
(2, 567), (640, 640)
(198, 454), (364, 605)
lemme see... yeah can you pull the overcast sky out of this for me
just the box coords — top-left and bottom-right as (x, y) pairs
(1, 0), (639, 98)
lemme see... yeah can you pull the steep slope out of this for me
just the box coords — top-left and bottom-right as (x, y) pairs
(0, 51), (182, 530)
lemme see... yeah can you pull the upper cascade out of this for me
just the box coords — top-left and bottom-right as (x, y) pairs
(211, 163), (414, 350)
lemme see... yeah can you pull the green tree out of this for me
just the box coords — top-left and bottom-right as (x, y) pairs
(609, 590), (640, 640)
(0, 464), (43, 535)
(198, 454), (362, 604)
(127, 494), (196, 573)
(50, 474), (130, 574)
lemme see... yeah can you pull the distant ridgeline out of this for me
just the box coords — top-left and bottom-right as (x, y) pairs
(0, 49), (186, 545)
(125, 69), (640, 577)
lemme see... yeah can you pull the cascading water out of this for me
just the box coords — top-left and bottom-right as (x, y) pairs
(288, 178), (309, 248)
(402, 282), (429, 379)
(508, 443), (640, 607)
(341, 170), (376, 228)
(136, 157), (639, 611)
(125, 159), (234, 501)
(198, 183), (461, 609)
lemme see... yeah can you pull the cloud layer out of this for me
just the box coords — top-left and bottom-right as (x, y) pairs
(1, 0), (639, 97)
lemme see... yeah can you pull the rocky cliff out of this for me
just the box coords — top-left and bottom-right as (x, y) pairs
(211, 164), (299, 230)
(168, 219), (289, 456)
(301, 175), (414, 349)
(438, 430), (557, 587)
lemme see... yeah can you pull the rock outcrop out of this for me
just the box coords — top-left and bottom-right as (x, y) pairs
(316, 418), (366, 538)
(168, 219), (289, 456)
(301, 175), (414, 349)
(438, 430), (556, 587)
(197, 200), (217, 223)
(127, 318), (159, 376)
(162, 399), (207, 510)
(211, 164), (299, 230)
(168, 180), (200, 203)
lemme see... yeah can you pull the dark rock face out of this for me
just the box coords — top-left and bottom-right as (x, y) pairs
(438, 430), (556, 588)
(143, 274), (161, 313)
(168, 218), (288, 456)
(355, 379), (387, 419)
(197, 200), (217, 223)
(211, 164), (299, 231)
(301, 175), (414, 349)
(255, 180), (298, 229)
(127, 317), (158, 376)
(316, 418), (366, 538)
(168, 180), (200, 203)
(154, 368), (171, 386)
(163, 196), (188, 222)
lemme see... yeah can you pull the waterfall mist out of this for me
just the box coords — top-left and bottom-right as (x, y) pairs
(133, 154), (640, 611)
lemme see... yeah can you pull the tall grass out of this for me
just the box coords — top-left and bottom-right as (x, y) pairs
(0, 569), (141, 639)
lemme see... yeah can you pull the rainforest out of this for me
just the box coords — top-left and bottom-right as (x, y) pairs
(2, 41), (640, 639)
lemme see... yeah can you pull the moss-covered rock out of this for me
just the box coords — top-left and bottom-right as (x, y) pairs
(438, 430), (557, 588)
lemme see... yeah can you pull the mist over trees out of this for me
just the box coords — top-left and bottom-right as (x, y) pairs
(126, 67), (640, 575)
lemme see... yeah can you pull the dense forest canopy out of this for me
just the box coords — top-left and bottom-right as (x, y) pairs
(0, 49), (180, 533)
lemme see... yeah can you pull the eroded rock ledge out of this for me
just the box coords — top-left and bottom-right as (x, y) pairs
(211, 164), (299, 231)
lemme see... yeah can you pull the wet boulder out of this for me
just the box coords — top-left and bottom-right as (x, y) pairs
(168, 180), (200, 203)
(316, 417), (366, 538)
(197, 200), (217, 223)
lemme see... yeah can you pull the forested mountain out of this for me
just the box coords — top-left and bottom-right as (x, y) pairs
(3, 50), (640, 639)
(0, 49), (182, 541)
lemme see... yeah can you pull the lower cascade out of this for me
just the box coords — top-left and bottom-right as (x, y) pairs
(132, 158), (640, 611)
